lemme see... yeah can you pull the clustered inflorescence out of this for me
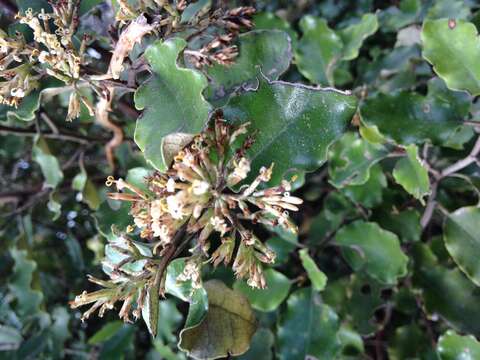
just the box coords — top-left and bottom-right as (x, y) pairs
(70, 113), (302, 323)
(0, 1), (254, 121)
(0, 2), (92, 119)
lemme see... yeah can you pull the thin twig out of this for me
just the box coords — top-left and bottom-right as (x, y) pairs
(441, 136), (480, 177)
(40, 112), (59, 134)
(421, 134), (480, 229)
(0, 124), (106, 144)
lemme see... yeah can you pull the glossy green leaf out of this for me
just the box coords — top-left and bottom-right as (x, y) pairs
(8, 249), (43, 318)
(422, 19), (480, 96)
(437, 330), (480, 360)
(380, 0), (421, 32)
(328, 132), (388, 188)
(277, 287), (341, 360)
(98, 324), (135, 360)
(339, 13), (378, 61)
(360, 80), (469, 145)
(88, 321), (124, 345)
(413, 244), (480, 336)
(426, 0), (471, 20)
(345, 276), (389, 336)
(388, 324), (433, 360)
(444, 206), (480, 287)
(94, 200), (132, 240)
(233, 268), (291, 312)
(296, 16), (343, 85)
(253, 12), (297, 48)
(335, 221), (408, 285)
(32, 136), (63, 189)
(374, 208), (421, 243)
(223, 78), (357, 185)
(266, 236), (297, 266)
(178, 280), (256, 360)
(134, 38), (211, 171)
(206, 30), (292, 103)
(237, 328), (274, 360)
(337, 326), (365, 357)
(342, 164), (387, 208)
(299, 249), (327, 292)
(393, 144), (430, 201)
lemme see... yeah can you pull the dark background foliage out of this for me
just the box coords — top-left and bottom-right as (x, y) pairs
(1, 0), (480, 359)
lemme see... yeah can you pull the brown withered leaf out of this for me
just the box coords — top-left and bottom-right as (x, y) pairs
(109, 15), (154, 79)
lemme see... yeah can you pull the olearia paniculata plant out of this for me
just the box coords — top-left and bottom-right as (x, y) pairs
(0, 0), (255, 165)
(1, 0), (290, 337)
(70, 112), (303, 325)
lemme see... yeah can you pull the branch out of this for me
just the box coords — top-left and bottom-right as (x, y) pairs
(421, 134), (480, 229)
(0, 124), (107, 144)
(441, 135), (480, 177)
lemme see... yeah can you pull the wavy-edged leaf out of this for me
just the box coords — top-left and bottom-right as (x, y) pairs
(8, 248), (43, 318)
(342, 164), (387, 208)
(206, 30), (292, 103)
(422, 19), (480, 95)
(444, 206), (480, 287)
(328, 132), (388, 188)
(178, 280), (255, 360)
(277, 287), (341, 360)
(437, 330), (480, 360)
(233, 268), (291, 312)
(134, 38), (211, 171)
(237, 328), (274, 360)
(339, 13), (378, 61)
(426, 0), (471, 20)
(412, 243), (480, 336)
(253, 12), (297, 48)
(393, 144), (430, 201)
(295, 16), (343, 85)
(360, 79), (470, 145)
(32, 136), (63, 189)
(223, 78), (357, 185)
(299, 249), (327, 292)
(335, 221), (408, 285)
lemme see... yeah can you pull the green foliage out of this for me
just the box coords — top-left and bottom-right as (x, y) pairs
(277, 288), (340, 359)
(2, 0), (480, 359)
(444, 206), (480, 286)
(392, 144), (430, 201)
(223, 79), (357, 185)
(206, 30), (292, 103)
(234, 269), (291, 312)
(422, 19), (480, 95)
(437, 330), (480, 359)
(335, 221), (409, 285)
(134, 38), (211, 171)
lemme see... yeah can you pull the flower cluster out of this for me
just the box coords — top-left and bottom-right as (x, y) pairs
(107, 114), (302, 287)
(0, 29), (40, 107)
(17, 4), (82, 83)
(185, 6), (255, 68)
(71, 114), (302, 325)
(0, 2), (90, 117)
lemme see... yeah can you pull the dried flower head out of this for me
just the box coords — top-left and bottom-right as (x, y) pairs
(71, 114), (302, 326)
(17, 5), (83, 82)
(106, 113), (302, 287)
